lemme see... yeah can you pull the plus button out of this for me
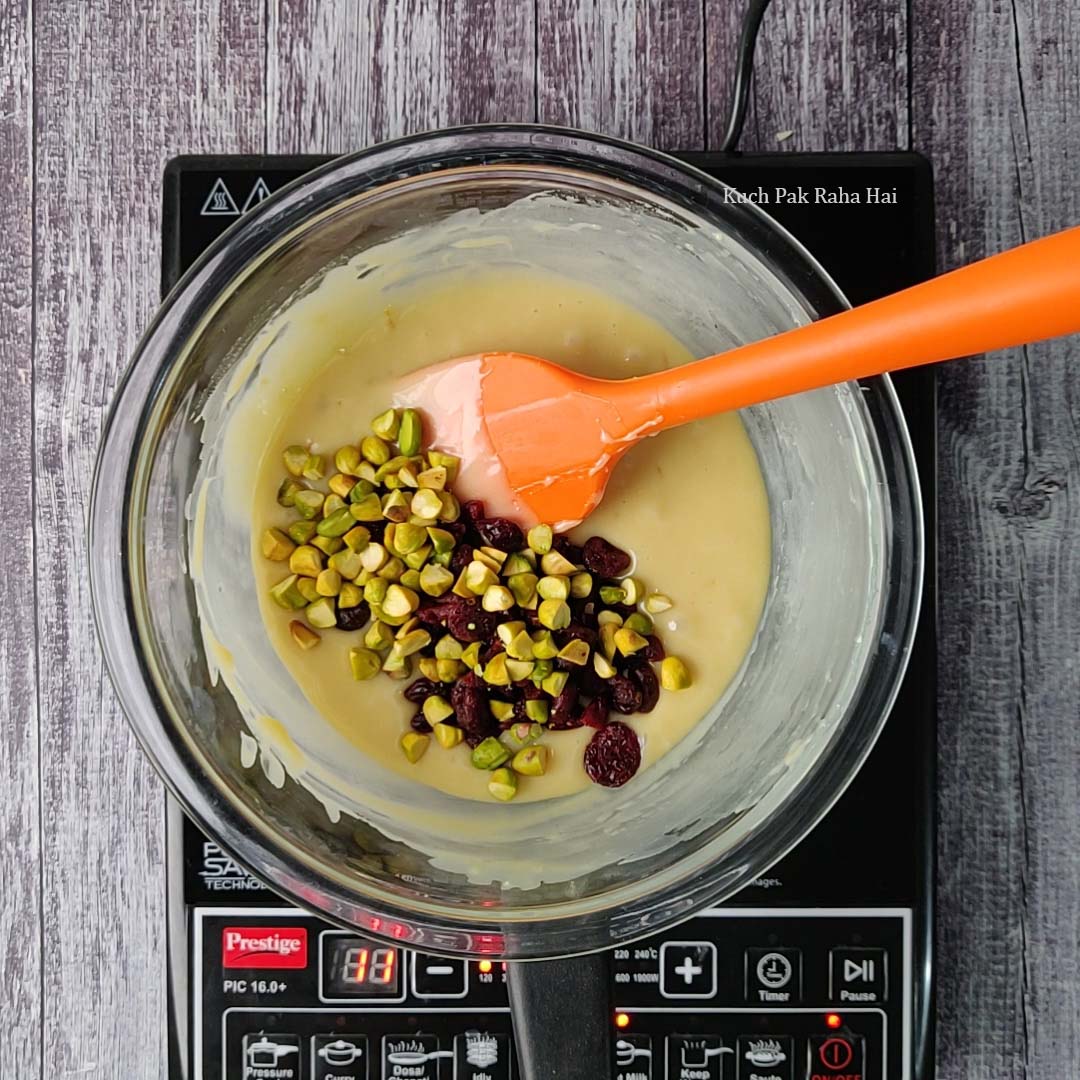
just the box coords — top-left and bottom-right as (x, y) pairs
(660, 942), (717, 999)
(674, 957), (703, 984)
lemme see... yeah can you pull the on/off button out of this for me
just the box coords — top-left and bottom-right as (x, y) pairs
(807, 1034), (864, 1079)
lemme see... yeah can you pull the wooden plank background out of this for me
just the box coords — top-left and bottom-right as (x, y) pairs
(1, 0), (1077, 1076)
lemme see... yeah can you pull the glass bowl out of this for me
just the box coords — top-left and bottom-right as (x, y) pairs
(90, 126), (922, 958)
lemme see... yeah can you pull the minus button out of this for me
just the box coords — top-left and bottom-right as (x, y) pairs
(411, 953), (469, 998)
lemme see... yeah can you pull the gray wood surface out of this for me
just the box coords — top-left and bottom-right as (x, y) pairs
(1, 1), (1076, 1077)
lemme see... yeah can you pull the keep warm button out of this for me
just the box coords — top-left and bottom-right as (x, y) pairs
(665, 1036), (728, 1079)
(808, 1035), (864, 1080)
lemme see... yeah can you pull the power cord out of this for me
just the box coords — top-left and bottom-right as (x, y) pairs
(718, 0), (776, 152)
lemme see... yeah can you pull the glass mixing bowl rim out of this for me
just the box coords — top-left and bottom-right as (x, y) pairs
(89, 124), (924, 957)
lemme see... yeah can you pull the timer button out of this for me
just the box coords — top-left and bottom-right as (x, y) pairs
(745, 948), (802, 1003)
(412, 954), (469, 998)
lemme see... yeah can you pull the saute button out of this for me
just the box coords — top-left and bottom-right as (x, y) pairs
(807, 1034), (864, 1079)
(313, 1034), (368, 1080)
(666, 1035), (728, 1080)
(613, 1034), (653, 1080)
(383, 1034), (449, 1079)
(829, 948), (888, 1003)
(242, 1034), (301, 1080)
(737, 1035), (793, 1080)
(454, 1031), (512, 1079)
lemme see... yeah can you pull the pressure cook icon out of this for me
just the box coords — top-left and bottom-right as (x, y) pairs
(464, 1032), (500, 1067)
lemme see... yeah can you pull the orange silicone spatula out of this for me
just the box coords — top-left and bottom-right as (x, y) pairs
(406, 224), (1080, 528)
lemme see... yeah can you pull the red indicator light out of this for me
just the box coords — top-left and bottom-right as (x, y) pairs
(826, 1013), (843, 1029)
(478, 960), (493, 974)
(615, 1013), (630, 1029)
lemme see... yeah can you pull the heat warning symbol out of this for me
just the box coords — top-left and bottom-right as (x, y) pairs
(200, 177), (240, 216)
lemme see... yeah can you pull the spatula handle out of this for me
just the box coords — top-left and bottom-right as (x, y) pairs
(610, 223), (1080, 430)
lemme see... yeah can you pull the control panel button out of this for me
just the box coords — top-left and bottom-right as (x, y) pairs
(737, 1035), (793, 1080)
(383, 1035), (451, 1079)
(242, 1034), (301, 1079)
(412, 954), (469, 998)
(745, 948), (802, 1003)
(614, 1034), (653, 1080)
(454, 1031), (512, 1079)
(660, 941), (718, 999)
(666, 1035), (728, 1079)
(829, 948), (887, 1003)
(808, 1034), (864, 1078)
(313, 1035), (368, 1079)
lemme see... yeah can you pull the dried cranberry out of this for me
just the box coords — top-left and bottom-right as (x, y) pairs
(451, 674), (497, 743)
(559, 623), (598, 649)
(450, 542), (474, 575)
(548, 685), (582, 729)
(335, 599), (371, 633)
(461, 500), (487, 525)
(448, 603), (498, 643)
(552, 534), (583, 564)
(582, 536), (631, 577)
(511, 698), (531, 724)
(404, 678), (438, 704)
(410, 711), (432, 734)
(610, 674), (643, 715)
(584, 721), (641, 787)
(580, 697), (609, 729)
(633, 664), (660, 713)
(441, 521), (468, 542)
(364, 519), (387, 542)
(475, 517), (524, 552)
(576, 665), (609, 699)
(644, 636), (666, 662)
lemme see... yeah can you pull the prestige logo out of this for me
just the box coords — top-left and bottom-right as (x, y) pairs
(222, 926), (308, 969)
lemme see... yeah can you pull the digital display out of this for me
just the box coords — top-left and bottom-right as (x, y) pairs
(322, 935), (401, 997)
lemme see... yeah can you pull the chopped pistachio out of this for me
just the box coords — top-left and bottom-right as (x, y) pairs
(289, 545), (324, 578)
(465, 561), (499, 595)
(418, 657), (440, 680)
(506, 629), (535, 661)
(348, 493), (383, 522)
(479, 546), (508, 568)
(334, 445), (362, 476)
(433, 722), (463, 749)
(360, 434), (391, 466)
(393, 522), (427, 555)
(296, 577), (320, 603)
(599, 585), (626, 605)
(490, 700), (515, 723)
(525, 699), (549, 725)
(396, 628), (432, 657)
(597, 609), (624, 627)
(342, 526), (370, 553)
(399, 568), (422, 591)
(624, 612), (654, 636)
(472, 548), (502, 574)
(400, 731), (430, 763)
(422, 695), (455, 725)
(306, 597), (337, 629)
(661, 656), (692, 690)
(540, 550), (577, 575)
(394, 616), (420, 638)
(371, 407), (400, 440)
(301, 454), (325, 482)
(289, 620), (321, 650)
(377, 556), (405, 582)
(541, 670), (569, 697)
(269, 574), (307, 610)
(283, 445), (311, 476)
(380, 490), (409, 523)
(376, 605), (410, 627)
(537, 598), (571, 631)
(527, 523), (553, 554)
(483, 653), (511, 686)
(328, 473), (356, 498)
(398, 462), (420, 487)
(434, 635), (464, 660)
(436, 658), (464, 682)
(557, 639), (590, 666)
(505, 658), (535, 681)
(482, 585), (515, 612)
(363, 576), (389, 605)
(416, 465), (447, 490)
(614, 626), (649, 656)
(451, 568), (473, 599)
(497, 622), (526, 646)
(277, 477), (304, 508)
(502, 552), (533, 577)
(570, 572), (594, 599)
(329, 549), (363, 580)
(374, 454), (409, 482)
(404, 544), (433, 570)
(488, 767), (518, 801)
(364, 620), (395, 651)
(316, 569), (342, 597)
(359, 543), (389, 574)
(356, 461), (377, 483)
(425, 449), (458, 480)
(287, 520), (318, 545)
(426, 527), (456, 555)
(501, 722), (543, 752)
(530, 630), (559, 660)
(512, 745), (549, 777)
(537, 575), (570, 601)
(397, 408), (422, 456)
(383, 653), (412, 679)
(349, 646), (381, 680)
(338, 582), (363, 609)
(437, 491), (461, 522)
(621, 577), (644, 605)
(317, 507), (354, 538)
(293, 489), (325, 520)
(530, 659), (553, 686)
(461, 641), (483, 670)
(593, 652), (616, 679)
(382, 584), (420, 618)
(411, 488), (443, 520)
(419, 563), (454, 597)
(347, 478), (376, 502)
(471, 736), (510, 770)
(507, 572), (539, 607)
(262, 527), (295, 562)
(311, 535), (343, 556)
